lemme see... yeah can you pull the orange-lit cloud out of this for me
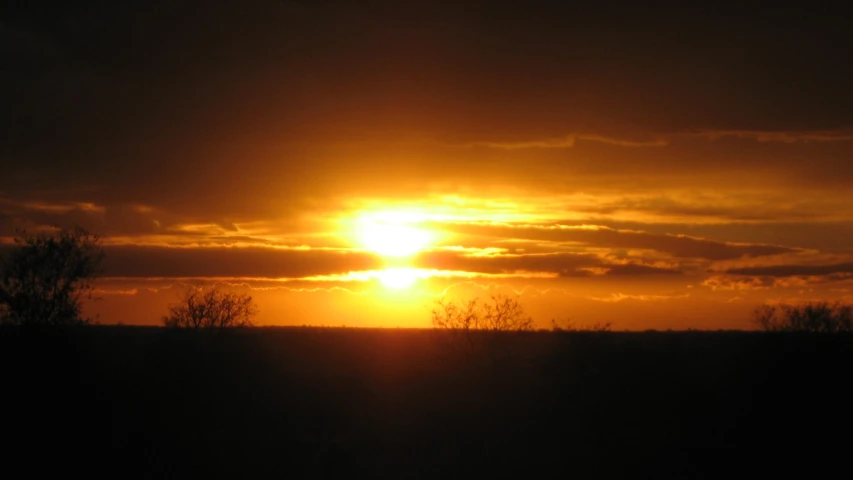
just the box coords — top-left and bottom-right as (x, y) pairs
(588, 293), (691, 303)
(457, 133), (669, 149)
(436, 222), (798, 260)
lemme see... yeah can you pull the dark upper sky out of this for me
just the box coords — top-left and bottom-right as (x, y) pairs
(4, 2), (851, 196)
(2, 1), (853, 327)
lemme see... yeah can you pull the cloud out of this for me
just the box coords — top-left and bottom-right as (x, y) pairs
(689, 128), (853, 144)
(702, 275), (774, 291)
(414, 250), (680, 277)
(723, 263), (853, 277)
(99, 245), (382, 278)
(441, 222), (798, 260)
(588, 293), (690, 303)
(92, 288), (139, 296)
(44, 244), (690, 281)
(589, 194), (853, 223)
(415, 251), (597, 276)
(702, 271), (853, 291)
(452, 127), (853, 152)
(456, 133), (669, 149)
(603, 264), (681, 275)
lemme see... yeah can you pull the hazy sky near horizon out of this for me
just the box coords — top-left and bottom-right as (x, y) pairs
(3, 1), (853, 328)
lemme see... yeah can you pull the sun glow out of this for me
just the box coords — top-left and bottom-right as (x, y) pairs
(356, 213), (434, 257)
(346, 210), (444, 291)
(375, 268), (421, 290)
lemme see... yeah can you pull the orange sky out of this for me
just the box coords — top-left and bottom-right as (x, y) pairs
(2, 2), (853, 329)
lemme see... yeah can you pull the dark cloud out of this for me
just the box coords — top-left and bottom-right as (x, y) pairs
(414, 251), (680, 277)
(724, 263), (853, 277)
(0, 198), (190, 237)
(686, 129), (853, 144)
(458, 134), (670, 149)
(100, 246), (381, 278)
(440, 223), (797, 260)
(591, 221), (853, 255)
(415, 251), (598, 275)
(16, 245), (685, 279)
(603, 264), (681, 276)
(587, 195), (851, 223)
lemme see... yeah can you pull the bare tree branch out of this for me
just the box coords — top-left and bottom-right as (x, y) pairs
(0, 226), (103, 327)
(163, 286), (257, 330)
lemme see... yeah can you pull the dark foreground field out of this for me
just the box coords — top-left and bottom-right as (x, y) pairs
(3, 326), (852, 478)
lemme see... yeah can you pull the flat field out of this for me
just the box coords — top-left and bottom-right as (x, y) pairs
(2, 327), (851, 478)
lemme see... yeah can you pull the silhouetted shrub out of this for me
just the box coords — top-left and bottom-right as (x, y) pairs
(0, 226), (103, 326)
(551, 317), (613, 332)
(753, 301), (853, 333)
(433, 294), (533, 332)
(431, 294), (533, 357)
(163, 286), (257, 329)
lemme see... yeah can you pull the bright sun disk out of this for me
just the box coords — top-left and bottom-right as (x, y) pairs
(375, 268), (420, 290)
(357, 218), (433, 257)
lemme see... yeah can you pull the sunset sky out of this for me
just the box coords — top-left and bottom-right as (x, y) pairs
(2, 2), (853, 329)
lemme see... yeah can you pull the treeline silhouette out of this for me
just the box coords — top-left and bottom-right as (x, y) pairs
(0, 226), (257, 329)
(754, 301), (853, 333)
(4, 225), (853, 336)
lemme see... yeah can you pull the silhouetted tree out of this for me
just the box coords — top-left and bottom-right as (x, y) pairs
(0, 226), (103, 327)
(431, 294), (533, 354)
(433, 294), (533, 332)
(753, 301), (853, 333)
(163, 286), (257, 329)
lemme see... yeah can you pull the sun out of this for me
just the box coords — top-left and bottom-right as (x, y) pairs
(349, 211), (438, 290)
(357, 215), (433, 257)
(375, 268), (420, 290)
